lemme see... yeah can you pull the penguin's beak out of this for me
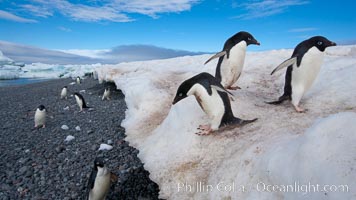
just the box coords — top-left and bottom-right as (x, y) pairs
(172, 96), (184, 105)
(330, 41), (337, 46)
(254, 40), (260, 45)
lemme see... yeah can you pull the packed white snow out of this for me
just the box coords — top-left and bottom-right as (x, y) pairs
(96, 45), (356, 199)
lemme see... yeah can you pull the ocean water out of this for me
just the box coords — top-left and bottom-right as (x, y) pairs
(0, 78), (52, 87)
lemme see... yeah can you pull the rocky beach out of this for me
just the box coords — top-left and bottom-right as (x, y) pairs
(0, 77), (160, 199)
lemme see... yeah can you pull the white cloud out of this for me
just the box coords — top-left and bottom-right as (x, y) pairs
(288, 27), (318, 32)
(19, 4), (52, 18)
(57, 26), (72, 32)
(0, 10), (38, 23)
(232, 0), (309, 20)
(16, 0), (200, 23)
(0, 40), (205, 64)
(58, 49), (111, 59)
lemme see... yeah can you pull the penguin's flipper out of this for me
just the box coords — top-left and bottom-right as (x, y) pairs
(265, 94), (290, 105)
(238, 118), (258, 126)
(87, 169), (97, 198)
(219, 118), (257, 132)
(204, 51), (226, 65)
(211, 85), (234, 99)
(271, 57), (297, 75)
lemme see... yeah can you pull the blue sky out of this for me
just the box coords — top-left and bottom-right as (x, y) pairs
(0, 0), (355, 62)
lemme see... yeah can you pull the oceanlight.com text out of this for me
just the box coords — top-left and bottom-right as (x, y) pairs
(256, 181), (349, 195)
(177, 181), (349, 195)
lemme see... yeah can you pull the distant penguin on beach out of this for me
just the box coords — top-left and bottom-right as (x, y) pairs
(267, 36), (336, 112)
(76, 76), (81, 84)
(102, 88), (111, 101)
(74, 92), (90, 112)
(204, 31), (260, 90)
(172, 72), (257, 135)
(34, 105), (46, 128)
(87, 157), (111, 200)
(61, 86), (68, 99)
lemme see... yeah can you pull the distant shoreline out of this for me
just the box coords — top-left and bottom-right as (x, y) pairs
(0, 77), (55, 87)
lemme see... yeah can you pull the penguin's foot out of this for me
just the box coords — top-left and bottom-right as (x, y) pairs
(196, 124), (213, 136)
(228, 86), (241, 90)
(294, 105), (306, 113)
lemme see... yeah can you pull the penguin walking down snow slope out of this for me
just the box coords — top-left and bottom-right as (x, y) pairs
(60, 86), (68, 99)
(204, 31), (260, 90)
(173, 72), (257, 135)
(267, 36), (336, 112)
(87, 158), (111, 200)
(34, 105), (46, 128)
(74, 92), (91, 112)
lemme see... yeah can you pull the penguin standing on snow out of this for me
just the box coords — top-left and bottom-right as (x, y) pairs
(87, 157), (111, 200)
(173, 72), (257, 135)
(34, 105), (46, 128)
(74, 92), (90, 112)
(102, 88), (111, 101)
(60, 86), (68, 99)
(204, 31), (260, 90)
(267, 36), (336, 112)
(76, 76), (81, 84)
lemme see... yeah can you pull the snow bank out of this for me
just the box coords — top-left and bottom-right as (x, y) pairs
(98, 45), (356, 199)
(21, 63), (102, 79)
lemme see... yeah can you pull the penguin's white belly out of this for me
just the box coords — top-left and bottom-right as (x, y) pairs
(102, 90), (110, 100)
(61, 89), (67, 98)
(75, 96), (83, 109)
(34, 110), (46, 126)
(187, 84), (225, 130)
(292, 47), (324, 103)
(89, 171), (110, 200)
(220, 42), (246, 87)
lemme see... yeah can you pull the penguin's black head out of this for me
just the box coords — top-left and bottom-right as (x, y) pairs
(63, 86), (67, 88)
(308, 36), (336, 52)
(172, 79), (194, 105)
(231, 31), (260, 46)
(38, 105), (45, 111)
(94, 157), (105, 169)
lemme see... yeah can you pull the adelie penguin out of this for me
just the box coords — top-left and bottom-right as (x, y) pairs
(87, 157), (111, 200)
(102, 88), (111, 101)
(34, 105), (46, 128)
(173, 72), (257, 135)
(76, 76), (81, 84)
(267, 36), (336, 112)
(204, 31), (260, 90)
(74, 92), (90, 112)
(60, 86), (68, 99)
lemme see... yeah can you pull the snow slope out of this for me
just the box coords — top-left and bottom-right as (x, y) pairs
(98, 45), (355, 199)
